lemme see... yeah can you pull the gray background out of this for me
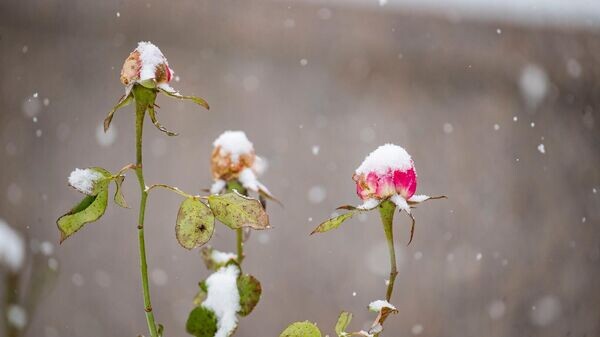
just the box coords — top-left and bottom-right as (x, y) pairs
(1, 1), (599, 336)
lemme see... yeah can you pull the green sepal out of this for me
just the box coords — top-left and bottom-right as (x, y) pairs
(176, 197), (215, 250)
(148, 105), (178, 136)
(279, 321), (322, 337)
(207, 191), (269, 230)
(311, 211), (357, 235)
(186, 306), (218, 337)
(335, 311), (353, 337)
(104, 94), (133, 132)
(237, 274), (262, 316)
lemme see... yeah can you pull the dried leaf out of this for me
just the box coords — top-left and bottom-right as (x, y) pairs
(158, 87), (210, 110)
(113, 175), (129, 208)
(104, 94), (133, 132)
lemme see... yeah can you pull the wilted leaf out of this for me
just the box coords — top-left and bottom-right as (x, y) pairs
(186, 306), (218, 337)
(104, 94), (133, 132)
(158, 87), (210, 110)
(310, 211), (356, 235)
(237, 274), (262, 316)
(279, 321), (322, 337)
(335, 311), (353, 337)
(57, 184), (109, 243)
(148, 105), (178, 136)
(208, 192), (269, 230)
(176, 198), (215, 250)
(113, 175), (129, 208)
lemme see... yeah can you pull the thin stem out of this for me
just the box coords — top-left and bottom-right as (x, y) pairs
(225, 180), (247, 265)
(379, 200), (397, 302)
(134, 88), (159, 337)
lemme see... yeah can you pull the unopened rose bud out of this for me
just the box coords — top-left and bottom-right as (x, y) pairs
(210, 131), (271, 195)
(120, 41), (173, 87)
(353, 144), (417, 210)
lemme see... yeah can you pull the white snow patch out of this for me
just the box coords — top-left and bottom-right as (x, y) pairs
(356, 144), (413, 175)
(68, 168), (103, 195)
(357, 198), (380, 210)
(39, 241), (54, 256)
(239, 167), (259, 192)
(488, 299), (506, 320)
(537, 144), (546, 154)
(96, 122), (117, 147)
(211, 250), (237, 264)
(308, 185), (327, 204)
(210, 179), (226, 195)
(0, 220), (25, 272)
(408, 194), (429, 203)
(7, 304), (27, 329)
(391, 194), (410, 213)
(136, 41), (171, 81)
(252, 156), (267, 175)
(368, 300), (396, 312)
(202, 265), (241, 337)
(213, 131), (254, 164)
(312, 145), (320, 155)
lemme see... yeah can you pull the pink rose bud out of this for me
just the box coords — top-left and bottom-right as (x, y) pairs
(353, 144), (417, 202)
(120, 41), (173, 86)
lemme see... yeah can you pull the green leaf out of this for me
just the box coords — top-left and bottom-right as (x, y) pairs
(113, 175), (129, 208)
(158, 87), (210, 110)
(57, 184), (109, 243)
(335, 311), (353, 337)
(176, 198), (215, 250)
(208, 192), (269, 230)
(157, 324), (164, 337)
(192, 280), (208, 306)
(186, 306), (218, 337)
(279, 321), (322, 337)
(148, 105), (178, 136)
(237, 274), (262, 316)
(310, 211), (357, 235)
(104, 94), (133, 132)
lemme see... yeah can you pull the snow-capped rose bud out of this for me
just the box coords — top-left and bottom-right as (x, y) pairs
(120, 41), (173, 87)
(353, 144), (417, 210)
(68, 168), (106, 196)
(210, 131), (270, 195)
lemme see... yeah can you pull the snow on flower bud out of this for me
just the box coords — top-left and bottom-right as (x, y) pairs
(120, 41), (173, 87)
(210, 131), (270, 195)
(68, 168), (105, 196)
(353, 144), (417, 211)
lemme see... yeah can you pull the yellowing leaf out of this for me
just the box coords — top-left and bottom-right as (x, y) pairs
(335, 311), (353, 337)
(208, 192), (269, 230)
(57, 185), (109, 243)
(279, 321), (322, 337)
(176, 198), (215, 250)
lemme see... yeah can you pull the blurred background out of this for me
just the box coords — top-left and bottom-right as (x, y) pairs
(1, 0), (600, 336)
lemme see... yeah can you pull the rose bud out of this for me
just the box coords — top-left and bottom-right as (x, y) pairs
(210, 131), (270, 196)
